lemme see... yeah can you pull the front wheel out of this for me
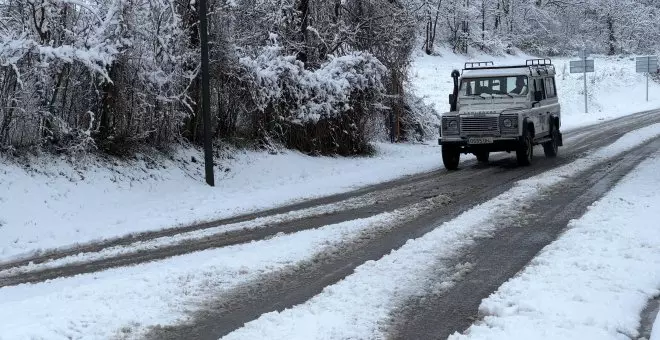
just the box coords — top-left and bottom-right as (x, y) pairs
(442, 146), (461, 170)
(516, 131), (533, 166)
(543, 129), (559, 158)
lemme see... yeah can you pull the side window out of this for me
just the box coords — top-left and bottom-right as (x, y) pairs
(492, 79), (501, 93)
(534, 78), (546, 100)
(544, 77), (556, 98)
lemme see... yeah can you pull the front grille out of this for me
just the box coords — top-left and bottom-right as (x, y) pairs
(460, 116), (499, 135)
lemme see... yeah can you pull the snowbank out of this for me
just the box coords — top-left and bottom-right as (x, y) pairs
(410, 48), (660, 129)
(0, 142), (439, 262)
(450, 153), (660, 340)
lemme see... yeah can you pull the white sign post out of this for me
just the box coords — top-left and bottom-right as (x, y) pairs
(636, 56), (658, 102)
(570, 50), (595, 113)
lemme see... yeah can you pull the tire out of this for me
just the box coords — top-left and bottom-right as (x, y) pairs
(442, 146), (461, 170)
(516, 130), (533, 166)
(543, 128), (559, 158)
(475, 151), (489, 163)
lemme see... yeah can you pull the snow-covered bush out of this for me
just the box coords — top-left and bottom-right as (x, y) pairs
(239, 44), (388, 154)
(241, 45), (387, 123)
(0, 0), (124, 150)
(399, 93), (441, 142)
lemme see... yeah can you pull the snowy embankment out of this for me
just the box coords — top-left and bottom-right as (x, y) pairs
(0, 143), (439, 262)
(450, 150), (660, 340)
(218, 125), (660, 340)
(410, 49), (660, 129)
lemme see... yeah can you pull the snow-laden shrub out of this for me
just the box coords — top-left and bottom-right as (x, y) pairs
(399, 93), (441, 142)
(239, 45), (388, 155)
(240, 46), (387, 124)
(0, 0), (124, 150)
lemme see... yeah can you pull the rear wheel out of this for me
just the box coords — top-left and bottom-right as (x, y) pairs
(543, 128), (559, 158)
(516, 130), (533, 166)
(475, 151), (490, 163)
(442, 146), (461, 170)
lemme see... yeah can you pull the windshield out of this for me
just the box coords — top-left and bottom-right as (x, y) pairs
(460, 76), (529, 97)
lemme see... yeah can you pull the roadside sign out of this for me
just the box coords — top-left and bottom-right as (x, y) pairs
(636, 56), (658, 73)
(636, 56), (658, 102)
(571, 52), (595, 113)
(570, 59), (594, 73)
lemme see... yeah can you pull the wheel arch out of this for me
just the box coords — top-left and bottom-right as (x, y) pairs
(550, 114), (561, 130)
(522, 118), (535, 138)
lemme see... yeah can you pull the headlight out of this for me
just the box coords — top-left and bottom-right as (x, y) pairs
(503, 118), (513, 128)
(443, 118), (458, 132)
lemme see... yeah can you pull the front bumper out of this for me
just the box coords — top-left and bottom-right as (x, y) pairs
(438, 136), (522, 153)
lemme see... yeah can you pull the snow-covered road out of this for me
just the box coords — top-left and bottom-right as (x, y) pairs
(219, 122), (660, 340)
(2, 111), (660, 340)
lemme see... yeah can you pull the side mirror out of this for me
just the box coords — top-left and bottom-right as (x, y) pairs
(449, 94), (455, 105)
(534, 91), (544, 102)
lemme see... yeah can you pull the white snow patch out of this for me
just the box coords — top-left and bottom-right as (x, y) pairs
(450, 155), (660, 340)
(218, 124), (660, 340)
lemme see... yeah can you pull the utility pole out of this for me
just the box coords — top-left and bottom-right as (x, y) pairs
(199, 0), (214, 186)
(583, 53), (588, 113)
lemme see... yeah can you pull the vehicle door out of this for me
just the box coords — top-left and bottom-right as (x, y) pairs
(543, 76), (560, 131)
(531, 77), (548, 136)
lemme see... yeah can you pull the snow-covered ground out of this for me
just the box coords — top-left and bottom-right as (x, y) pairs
(2, 116), (658, 340)
(0, 143), (439, 263)
(450, 151), (660, 340)
(410, 48), (660, 130)
(218, 124), (660, 340)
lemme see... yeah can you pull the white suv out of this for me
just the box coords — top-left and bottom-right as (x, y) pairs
(439, 59), (563, 170)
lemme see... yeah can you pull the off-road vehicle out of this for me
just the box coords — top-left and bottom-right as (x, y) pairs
(439, 59), (563, 170)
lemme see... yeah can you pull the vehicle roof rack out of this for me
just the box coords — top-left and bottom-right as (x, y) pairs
(464, 61), (494, 69)
(529, 64), (556, 75)
(461, 58), (556, 76)
(526, 58), (552, 66)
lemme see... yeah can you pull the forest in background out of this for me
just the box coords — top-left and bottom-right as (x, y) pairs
(0, 0), (659, 156)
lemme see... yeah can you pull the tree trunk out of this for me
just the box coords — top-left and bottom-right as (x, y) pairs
(296, 0), (310, 64)
(495, 1), (500, 30)
(425, 17), (433, 54)
(481, 0), (485, 50)
(607, 14), (616, 55)
(184, 2), (201, 143)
